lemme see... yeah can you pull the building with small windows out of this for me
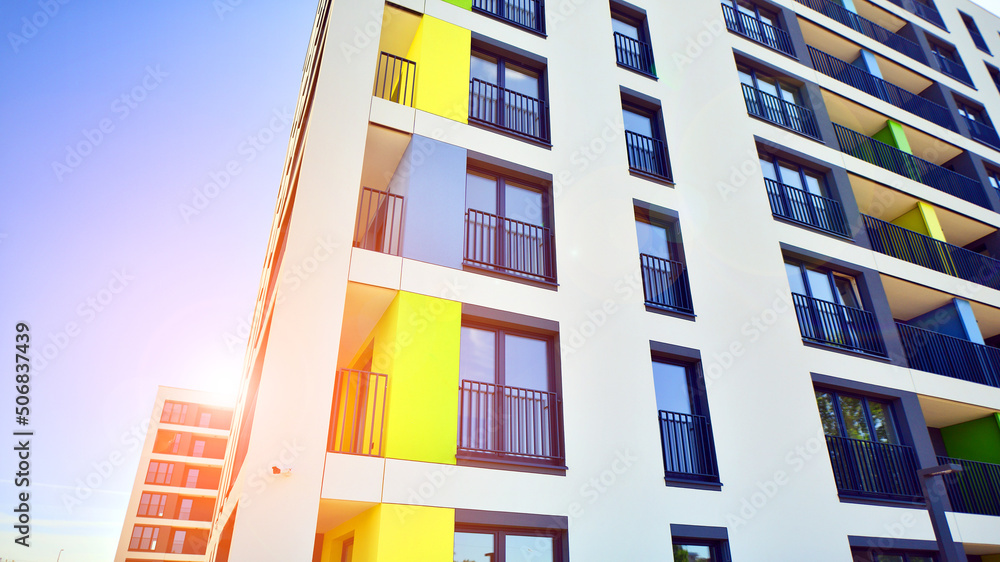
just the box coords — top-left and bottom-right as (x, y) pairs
(202, 0), (1000, 560)
(113, 387), (233, 562)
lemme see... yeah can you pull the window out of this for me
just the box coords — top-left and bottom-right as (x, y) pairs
(469, 49), (549, 142)
(960, 12), (990, 54)
(178, 498), (194, 520)
(721, 0), (793, 56)
(192, 440), (206, 457)
(784, 260), (886, 356)
(929, 42), (972, 85)
(471, 0), (544, 33)
(137, 493), (167, 517)
(987, 63), (1000, 93)
(463, 169), (555, 283)
(170, 433), (183, 454)
(457, 323), (563, 465)
(853, 549), (938, 562)
(145, 461), (174, 485)
(611, 7), (655, 76)
(815, 390), (898, 444)
(653, 360), (719, 482)
(170, 530), (186, 554)
(987, 168), (1000, 193)
(454, 527), (563, 562)
(623, 102), (671, 179)
(739, 65), (819, 138)
(198, 412), (212, 427)
(672, 540), (731, 562)
(161, 402), (187, 424)
(129, 526), (159, 551)
(185, 468), (200, 488)
(759, 155), (847, 235)
(635, 211), (692, 313)
(957, 100), (1000, 148)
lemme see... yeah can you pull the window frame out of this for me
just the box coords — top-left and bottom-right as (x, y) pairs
(185, 468), (200, 488)
(454, 524), (566, 562)
(145, 461), (174, 485)
(170, 529), (187, 554)
(784, 260), (862, 308)
(610, 4), (656, 77)
(469, 46), (550, 144)
(161, 402), (188, 424)
(129, 525), (160, 551)
(815, 388), (902, 445)
(651, 356), (721, 485)
(671, 539), (733, 562)
(960, 11), (991, 54)
(621, 96), (672, 182)
(137, 492), (168, 517)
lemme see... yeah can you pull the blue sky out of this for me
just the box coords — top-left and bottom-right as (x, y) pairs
(3, 0), (1000, 560)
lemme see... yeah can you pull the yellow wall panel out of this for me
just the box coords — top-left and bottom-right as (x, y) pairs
(406, 17), (471, 123)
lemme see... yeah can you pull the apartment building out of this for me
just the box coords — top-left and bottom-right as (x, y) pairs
(206, 0), (1000, 559)
(114, 387), (233, 561)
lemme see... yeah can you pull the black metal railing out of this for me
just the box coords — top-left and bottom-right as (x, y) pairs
(721, 3), (795, 56)
(328, 369), (388, 456)
(640, 254), (694, 313)
(938, 455), (1000, 516)
(464, 209), (556, 283)
(458, 380), (563, 463)
(883, 0), (947, 30)
(373, 52), (416, 107)
(833, 123), (989, 208)
(354, 187), (404, 255)
(472, 0), (544, 33)
(794, 0), (926, 63)
(625, 131), (671, 179)
(825, 435), (923, 501)
(660, 410), (720, 481)
(764, 178), (850, 236)
(614, 32), (655, 76)
(969, 27), (992, 54)
(469, 79), (549, 142)
(741, 84), (822, 139)
(897, 322), (1000, 388)
(792, 293), (887, 356)
(964, 118), (1000, 150)
(864, 214), (1000, 291)
(932, 52), (973, 86)
(808, 46), (954, 131)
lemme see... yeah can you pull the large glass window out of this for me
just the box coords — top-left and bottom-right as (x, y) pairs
(129, 526), (160, 551)
(784, 261), (860, 308)
(170, 530), (187, 554)
(758, 156), (837, 232)
(623, 102), (670, 179)
(469, 50), (547, 141)
(739, 65), (812, 135)
(672, 538), (730, 562)
(178, 498), (194, 520)
(185, 468), (200, 488)
(653, 360), (719, 481)
(145, 461), (174, 485)
(611, 7), (655, 76)
(454, 528), (561, 562)
(815, 390), (898, 444)
(137, 493), (167, 517)
(161, 402), (188, 424)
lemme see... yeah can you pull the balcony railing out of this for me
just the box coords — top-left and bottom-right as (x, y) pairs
(833, 123), (989, 208)
(883, 0), (947, 30)
(373, 52), (416, 107)
(741, 84), (822, 139)
(458, 380), (563, 463)
(932, 52), (973, 86)
(640, 254), (694, 314)
(864, 214), (1000, 291)
(464, 209), (556, 283)
(354, 187), (404, 256)
(792, 293), (887, 356)
(964, 118), (1000, 150)
(825, 435), (923, 501)
(660, 410), (720, 481)
(625, 131), (671, 180)
(808, 46), (954, 131)
(328, 369), (388, 456)
(794, 0), (926, 63)
(765, 178), (850, 236)
(614, 32), (655, 76)
(938, 455), (1000, 516)
(721, 3), (795, 56)
(897, 322), (1000, 388)
(472, 0), (544, 33)
(469, 79), (550, 142)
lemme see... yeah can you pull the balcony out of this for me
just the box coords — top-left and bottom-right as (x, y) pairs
(932, 51), (973, 87)
(794, 0), (926, 63)
(808, 46), (954, 131)
(938, 455), (1000, 516)
(472, 0), (544, 34)
(659, 410), (720, 482)
(625, 131), (671, 180)
(721, 3), (795, 57)
(792, 293), (888, 356)
(864, 214), (1000, 291)
(464, 209), (556, 283)
(882, 0), (947, 30)
(354, 187), (404, 256)
(741, 84), (822, 139)
(614, 32), (656, 77)
(897, 323), (1000, 388)
(328, 369), (388, 456)
(832, 123), (989, 208)
(765, 177), (850, 236)
(469, 79), (550, 143)
(373, 52), (416, 107)
(964, 118), (1000, 150)
(640, 254), (694, 314)
(825, 435), (923, 502)
(457, 380), (564, 464)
